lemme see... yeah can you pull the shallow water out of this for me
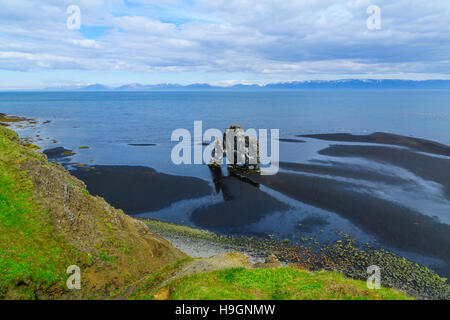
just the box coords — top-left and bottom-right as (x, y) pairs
(1, 90), (450, 276)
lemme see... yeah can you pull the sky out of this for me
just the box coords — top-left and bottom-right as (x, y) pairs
(1, 0), (450, 89)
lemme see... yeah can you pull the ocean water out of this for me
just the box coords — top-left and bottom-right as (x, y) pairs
(1, 90), (450, 167)
(1, 91), (450, 178)
(1, 90), (450, 274)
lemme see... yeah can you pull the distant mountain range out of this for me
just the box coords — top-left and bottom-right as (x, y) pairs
(46, 80), (450, 91)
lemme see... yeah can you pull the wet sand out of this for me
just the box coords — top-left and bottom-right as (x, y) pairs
(296, 216), (329, 233)
(49, 131), (450, 276)
(239, 133), (450, 267)
(280, 161), (407, 185)
(299, 132), (450, 157)
(241, 170), (450, 263)
(191, 169), (290, 228)
(279, 138), (306, 143)
(71, 165), (213, 214)
(318, 145), (450, 197)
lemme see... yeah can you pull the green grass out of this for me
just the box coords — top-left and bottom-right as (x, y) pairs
(0, 126), (83, 299)
(111, 257), (193, 300)
(65, 177), (89, 195)
(166, 267), (412, 300)
(0, 126), (433, 301)
(144, 219), (450, 300)
(144, 219), (221, 240)
(0, 126), (187, 299)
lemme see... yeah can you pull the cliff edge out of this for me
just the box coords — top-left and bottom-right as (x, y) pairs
(0, 126), (186, 299)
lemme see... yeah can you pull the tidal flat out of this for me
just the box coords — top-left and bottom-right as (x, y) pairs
(2, 90), (449, 295)
(43, 130), (450, 281)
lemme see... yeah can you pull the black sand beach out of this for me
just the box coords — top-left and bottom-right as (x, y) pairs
(241, 170), (450, 263)
(191, 168), (290, 228)
(279, 138), (306, 143)
(318, 144), (450, 198)
(300, 132), (450, 157)
(44, 130), (450, 278)
(279, 161), (407, 185)
(234, 132), (450, 269)
(71, 165), (213, 214)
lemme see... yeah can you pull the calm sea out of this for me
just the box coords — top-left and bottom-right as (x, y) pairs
(1, 90), (450, 274)
(1, 90), (450, 174)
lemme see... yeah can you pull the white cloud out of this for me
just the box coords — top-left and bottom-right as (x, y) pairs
(0, 0), (449, 79)
(70, 39), (101, 48)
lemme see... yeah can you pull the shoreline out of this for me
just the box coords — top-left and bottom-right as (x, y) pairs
(2, 112), (449, 299)
(70, 165), (213, 214)
(7, 114), (450, 258)
(143, 218), (449, 299)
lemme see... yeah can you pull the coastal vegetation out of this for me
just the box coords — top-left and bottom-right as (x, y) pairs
(144, 219), (450, 299)
(0, 122), (447, 300)
(0, 125), (185, 299)
(114, 255), (410, 300)
(0, 126), (80, 298)
(163, 267), (411, 300)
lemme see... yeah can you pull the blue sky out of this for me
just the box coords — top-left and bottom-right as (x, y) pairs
(1, 0), (450, 89)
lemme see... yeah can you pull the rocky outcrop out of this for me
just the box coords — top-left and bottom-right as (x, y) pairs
(31, 159), (187, 299)
(253, 254), (282, 269)
(209, 125), (260, 173)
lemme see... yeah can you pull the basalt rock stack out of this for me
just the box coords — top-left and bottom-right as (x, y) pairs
(209, 125), (260, 173)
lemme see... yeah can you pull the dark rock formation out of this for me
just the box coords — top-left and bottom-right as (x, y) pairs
(209, 125), (260, 173)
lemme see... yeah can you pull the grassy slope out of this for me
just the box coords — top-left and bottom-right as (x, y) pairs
(144, 219), (450, 300)
(169, 268), (411, 300)
(122, 258), (411, 300)
(0, 126), (82, 298)
(0, 126), (185, 299)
